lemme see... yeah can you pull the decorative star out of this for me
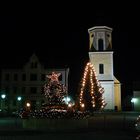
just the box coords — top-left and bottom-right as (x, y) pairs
(47, 72), (61, 82)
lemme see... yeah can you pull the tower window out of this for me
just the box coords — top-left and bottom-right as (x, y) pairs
(98, 39), (104, 51)
(99, 64), (104, 74)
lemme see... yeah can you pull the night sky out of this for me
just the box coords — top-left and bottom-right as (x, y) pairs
(0, 6), (140, 106)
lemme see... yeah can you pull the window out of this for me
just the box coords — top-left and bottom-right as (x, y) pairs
(30, 87), (37, 94)
(41, 74), (46, 81)
(13, 87), (17, 94)
(14, 73), (18, 81)
(34, 62), (38, 68)
(30, 74), (37, 81)
(98, 39), (104, 51)
(31, 62), (38, 69)
(31, 62), (34, 68)
(99, 64), (104, 74)
(5, 73), (10, 81)
(5, 86), (9, 93)
(21, 87), (26, 94)
(22, 74), (26, 81)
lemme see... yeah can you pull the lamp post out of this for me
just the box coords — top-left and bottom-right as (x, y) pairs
(0, 94), (6, 110)
(17, 96), (22, 110)
(26, 102), (31, 111)
(131, 98), (138, 111)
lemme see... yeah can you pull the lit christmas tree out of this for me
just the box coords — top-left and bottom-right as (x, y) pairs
(20, 71), (90, 119)
(44, 72), (67, 106)
(79, 62), (106, 111)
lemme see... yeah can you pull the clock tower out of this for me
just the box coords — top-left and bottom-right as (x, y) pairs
(88, 26), (121, 110)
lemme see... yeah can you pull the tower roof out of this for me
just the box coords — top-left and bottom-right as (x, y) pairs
(88, 26), (112, 33)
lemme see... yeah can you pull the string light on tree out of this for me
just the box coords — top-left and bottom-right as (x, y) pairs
(44, 72), (67, 105)
(79, 62), (106, 111)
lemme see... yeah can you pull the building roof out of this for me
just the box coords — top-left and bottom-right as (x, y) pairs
(114, 76), (121, 84)
(88, 26), (113, 33)
(0, 53), (69, 70)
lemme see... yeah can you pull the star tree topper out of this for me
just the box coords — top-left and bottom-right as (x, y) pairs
(46, 72), (61, 82)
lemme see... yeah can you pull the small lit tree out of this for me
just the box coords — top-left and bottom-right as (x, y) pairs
(44, 72), (67, 105)
(79, 62), (106, 111)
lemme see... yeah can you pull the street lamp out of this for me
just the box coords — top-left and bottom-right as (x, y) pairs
(0, 94), (6, 110)
(17, 96), (22, 101)
(131, 98), (138, 103)
(17, 96), (22, 110)
(26, 102), (31, 107)
(131, 98), (138, 111)
(1, 94), (6, 99)
(25, 102), (31, 111)
(63, 96), (71, 104)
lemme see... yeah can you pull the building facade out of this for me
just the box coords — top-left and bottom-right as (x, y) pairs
(0, 54), (69, 112)
(88, 26), (121, 110)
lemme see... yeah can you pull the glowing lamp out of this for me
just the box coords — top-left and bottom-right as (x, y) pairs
(1, 94), (6, 99)
(68, 103), (72, 107)
(63, 96), (71, 104)
(131, 98), (138, 103)
(81, 103), (85, 108)
(26, 102), (31, 107)
(17, 96), (22, 101)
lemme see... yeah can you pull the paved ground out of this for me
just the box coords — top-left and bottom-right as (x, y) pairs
(0, 130), (138, 140)
(0, 112), (140, 140)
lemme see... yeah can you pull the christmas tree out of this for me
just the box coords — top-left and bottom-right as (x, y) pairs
(79, 62), (106, 111)
(21, 71), (90, 119)
(44, 72), (67, 107)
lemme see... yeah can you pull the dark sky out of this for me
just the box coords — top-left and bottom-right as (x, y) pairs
(0, 6), (140, 102)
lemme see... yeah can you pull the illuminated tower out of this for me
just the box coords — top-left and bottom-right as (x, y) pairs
(88, 26), (121, 110)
